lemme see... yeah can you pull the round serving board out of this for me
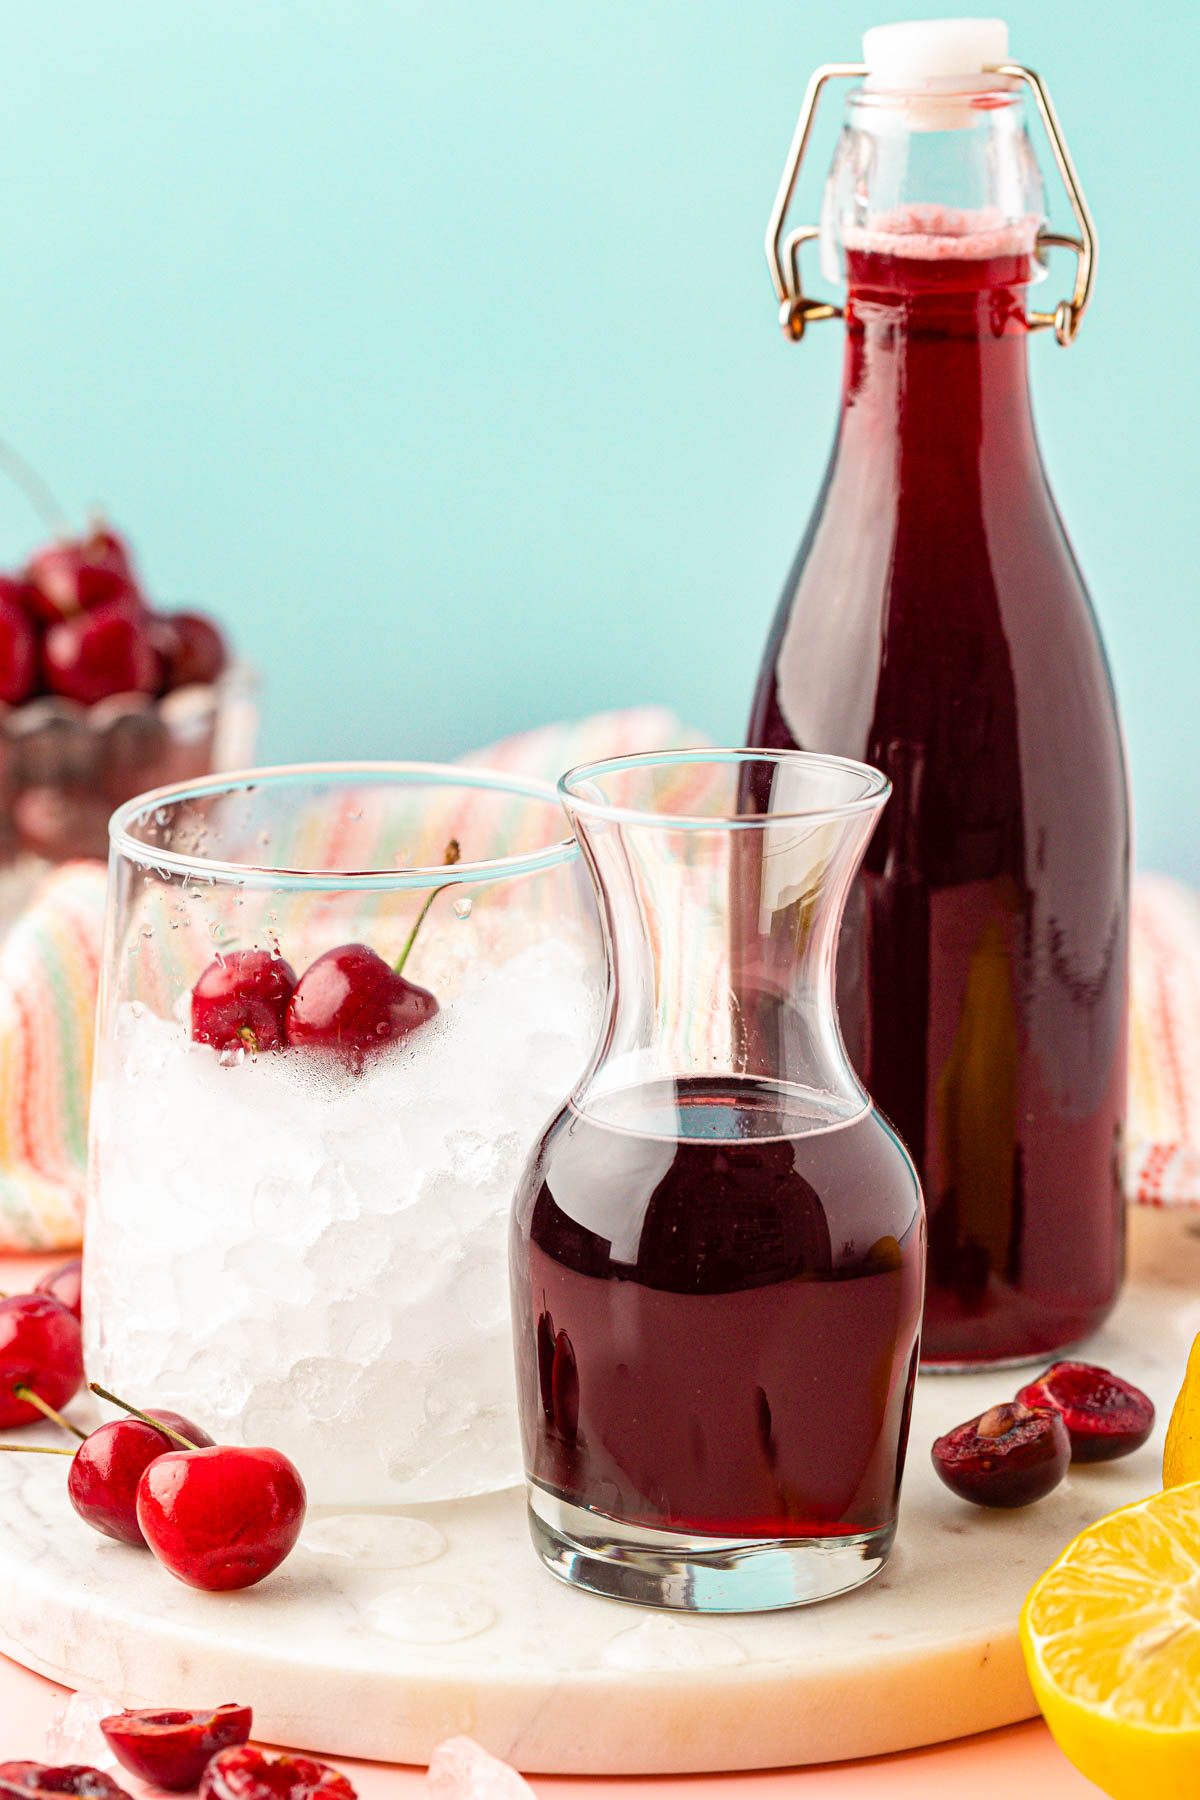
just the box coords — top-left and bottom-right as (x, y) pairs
(0, 1207), (1193, 1776)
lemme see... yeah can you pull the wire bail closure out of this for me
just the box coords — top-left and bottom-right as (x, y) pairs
(765, 62), (1096, 347)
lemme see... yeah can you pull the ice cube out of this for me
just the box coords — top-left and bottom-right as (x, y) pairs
(45, 1690), (124, 1770)
(425, 1738), (535, 1800)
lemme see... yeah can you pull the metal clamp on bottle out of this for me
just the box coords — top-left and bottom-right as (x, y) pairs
(765, 55), (1096, 347)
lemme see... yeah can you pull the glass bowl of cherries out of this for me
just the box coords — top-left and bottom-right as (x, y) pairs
(0, 518), (255, 875)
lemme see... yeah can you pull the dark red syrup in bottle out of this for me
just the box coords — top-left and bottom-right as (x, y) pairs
(749, 240), (1129, 1366)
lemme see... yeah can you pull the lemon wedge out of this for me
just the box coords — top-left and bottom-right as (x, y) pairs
(1020, 1481), (1200, 1798)
(1164, 1332), (1200, 1488)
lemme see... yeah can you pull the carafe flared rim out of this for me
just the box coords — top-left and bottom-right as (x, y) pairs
(559, 747), (890, 832)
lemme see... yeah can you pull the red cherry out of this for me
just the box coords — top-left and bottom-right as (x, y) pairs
(83, 523), (138, 586)
(200, 1748), (355, 1800)
(1015, 1361), (1156, 1464)
(136, 1444), (307, 1591)
(0, 589), (38, 705)
(191, 950), (298, 1053)
(0, 573), (41, 616)
(0, 1295), (83, 1428)
(931, 1401), (1070, 1508)
(35, 1258), (83, 1321)
(285, 944), (437, 1062)
(0, 1769), (131, 1800)
(42, 602), (160, 705)
(26, 535), (143, 625)
(100, 1705), (252, 1791)
(151, 611), (229, 690)
(68, 1410), (215, 1546)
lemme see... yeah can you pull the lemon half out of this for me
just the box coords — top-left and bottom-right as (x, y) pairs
(1020, 1481), (1200, 1798)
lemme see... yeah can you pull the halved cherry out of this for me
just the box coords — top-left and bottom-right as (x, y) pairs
(1015, 1361), (1155, 1464)
(932, 1401), (1070, 1508)
(100, 1705), (251, 1791)
(199, 1747), (355, 1800)
(0, 1767), (131, 1800)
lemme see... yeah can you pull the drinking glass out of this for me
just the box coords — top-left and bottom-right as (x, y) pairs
(510, 749), (925, 1610)
(85, 763), (601, 1506)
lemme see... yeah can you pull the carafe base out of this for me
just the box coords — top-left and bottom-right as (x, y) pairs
(527, 1486), (895, 1613)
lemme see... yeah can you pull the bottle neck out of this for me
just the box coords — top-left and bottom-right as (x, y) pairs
(838, 248), (1039, 462)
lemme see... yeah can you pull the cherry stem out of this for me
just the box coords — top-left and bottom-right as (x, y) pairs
(88, 1383), (200, 1451)
(394, 840), (461, 977)
(13, 1385), (86, 1440)
(0, 437), (72, 536)
(0, 1442), (74, 1456)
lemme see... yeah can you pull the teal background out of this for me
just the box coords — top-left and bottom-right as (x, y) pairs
(0, 4), (1191, 871)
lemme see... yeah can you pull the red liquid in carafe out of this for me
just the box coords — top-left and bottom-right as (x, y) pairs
(511, 1076), (923, 1539)
(748, 242), (1129, 1366)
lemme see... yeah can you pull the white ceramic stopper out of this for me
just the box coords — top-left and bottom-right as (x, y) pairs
(863, 17), (1009, 91)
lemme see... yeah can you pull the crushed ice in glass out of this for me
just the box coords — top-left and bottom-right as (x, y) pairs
(85, 934), (597, 1505)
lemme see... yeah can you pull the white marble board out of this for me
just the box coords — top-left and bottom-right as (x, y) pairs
(0, 1208), (1192, 1776)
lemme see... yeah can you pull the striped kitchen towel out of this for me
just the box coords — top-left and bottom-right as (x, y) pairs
(1128, 874), (1200, 1205)
(0, 711), (1195, 1248)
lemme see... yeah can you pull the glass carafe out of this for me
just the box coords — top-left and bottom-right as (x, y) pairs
(749, 20), (1129, 1368)
(510, 750), (924, 1611)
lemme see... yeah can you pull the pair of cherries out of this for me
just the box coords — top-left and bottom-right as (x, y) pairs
(8, 1385), (306, 1593)
(0, 521), (228, 709)
(190, 843), (460, 1062)
(931, 1359), (1156, 1508)
(0, 1738), (354, 1800)
(1, 1261), (304, 1592)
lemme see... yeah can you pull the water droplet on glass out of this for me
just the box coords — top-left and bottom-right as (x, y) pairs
(454, 896), (473, 920)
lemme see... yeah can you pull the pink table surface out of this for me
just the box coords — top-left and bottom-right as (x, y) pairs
(0, 1252), (1100, 1796)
